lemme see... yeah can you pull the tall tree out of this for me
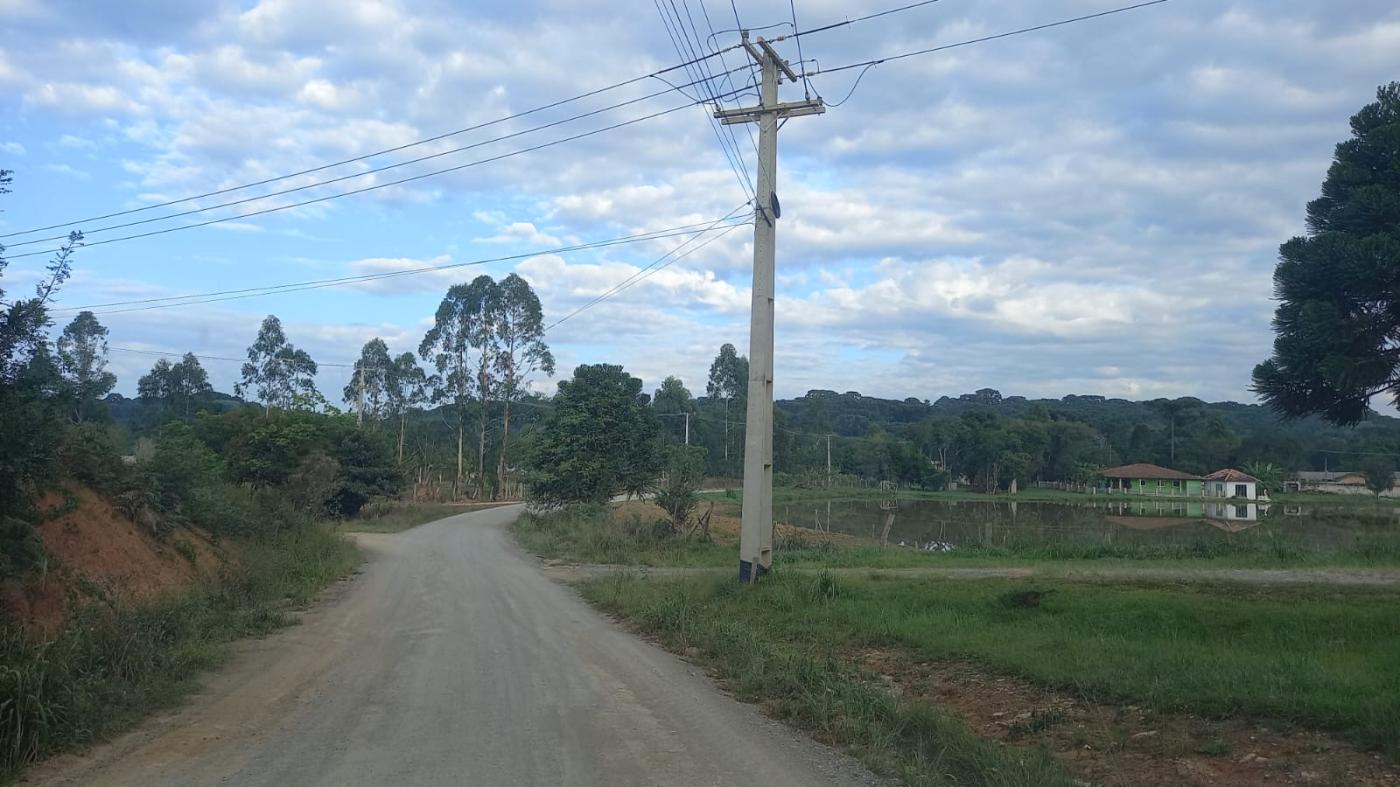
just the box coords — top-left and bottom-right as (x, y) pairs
(343, 338), (393, 425)
(1149, 397), (1202, 466)
(521, 363), (660, 507)
(55, 310), (116, 422)
(0, 169), (81, 539)
(1253, 82), (1400, 425)
(236, 315), (318, 413)
(653, 375), (695, 443)
(137, 353), (212, 417)
(706, 343), (748, 468)
(386, 352), (427, 464)
(493, 274), (553, 487)
(1360, 455), (1396, 499)
(420, 276), (498, 493)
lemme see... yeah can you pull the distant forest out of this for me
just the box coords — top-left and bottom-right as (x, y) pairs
(103, 376), (1400, 495)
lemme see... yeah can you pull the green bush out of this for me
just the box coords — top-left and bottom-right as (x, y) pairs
(54, 422), (125, 494)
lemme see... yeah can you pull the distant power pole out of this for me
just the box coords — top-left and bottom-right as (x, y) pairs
(684, 412), (691, 446)
(716, 34), (824, 583)
(826, 434), (832, 488)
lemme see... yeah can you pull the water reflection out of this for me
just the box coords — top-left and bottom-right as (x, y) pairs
(800, 495), (1399, 553)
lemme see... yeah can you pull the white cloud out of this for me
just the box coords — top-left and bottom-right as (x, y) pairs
(0, 141), (26, 155)
(3, 0), (1398, 405)
(43, 163), (90, 179)
(475, 221), (561, 246)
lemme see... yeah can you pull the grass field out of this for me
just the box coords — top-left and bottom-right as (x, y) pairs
(768, 483), (1400, 508)
(582, 571), (1400, 780)
(517, 499), (1400, 570)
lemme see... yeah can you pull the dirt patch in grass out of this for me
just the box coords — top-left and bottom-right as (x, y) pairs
(855, 649), (1399, 787)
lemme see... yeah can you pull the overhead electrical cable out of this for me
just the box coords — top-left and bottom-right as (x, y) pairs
(544, 204), (750, 331)
(5, 69), (754, 250)
(0, 45), (745, 239)
(5, 91), (753, 262)
(64, 217), (749, 317)
(785, 0), (944, 39)
(801, 0), (1171, 77)
(654, 0), (755, 201)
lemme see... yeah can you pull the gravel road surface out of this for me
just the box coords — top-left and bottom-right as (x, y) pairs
(26, 505), (878, 787)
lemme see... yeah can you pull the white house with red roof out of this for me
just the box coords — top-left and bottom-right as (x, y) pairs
(1204, 468), (1261, 500)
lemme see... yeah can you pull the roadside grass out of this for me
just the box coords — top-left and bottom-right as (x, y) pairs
(341, 500), (509, 533)
(583, 572), (1077, 787)
(517, 501), (1400, 571)
(772, 484), (1400, 509)
(582, 572), (1400, 765)
(514, 504), (732, 566)
(0, 525), (359, 781)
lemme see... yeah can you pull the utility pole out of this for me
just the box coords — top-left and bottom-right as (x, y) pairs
(716, 34), (823, 583)
(684, 412), (690, 446)
(826, 433), (832, 488)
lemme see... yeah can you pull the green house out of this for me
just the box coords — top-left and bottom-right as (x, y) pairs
(1101, 463), (1203, 496)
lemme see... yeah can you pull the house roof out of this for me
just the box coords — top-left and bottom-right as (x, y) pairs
(1204, 468), (1261, 483)
(1294, 471), (1372, 485)
(1100, 463), (1201, 481)
(1294, 471), (1345, 482)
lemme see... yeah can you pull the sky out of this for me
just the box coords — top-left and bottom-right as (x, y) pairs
(2, 0), (1399, 408)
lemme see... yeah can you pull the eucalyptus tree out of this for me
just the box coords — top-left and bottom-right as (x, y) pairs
(343, 337), (392, 425)
(137, 352), (212, 416)
(420, 276), (499, 494)
(55, 310), (116, 422)
(386, 352), (427, 463)
(492, 274), (552, 487)
(706, 343), (748, 468)
(236, 315), (318, 413)
(653, 375), (695, 444)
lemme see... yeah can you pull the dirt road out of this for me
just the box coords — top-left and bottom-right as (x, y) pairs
(26, 506), (878, 787)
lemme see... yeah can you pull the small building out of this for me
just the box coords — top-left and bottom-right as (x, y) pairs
(1203, 468), (1261, 500)
(1287, 470), (1400, 497)
(1100, 463), (1203, 496)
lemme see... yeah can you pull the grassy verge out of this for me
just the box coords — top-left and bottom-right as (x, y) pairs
(0, 525), (359, 780)
(516, 500), (1400, 571)
(583, 572), (1400, 763)
(341, 500), (509, 533)
(583, 572), (1077, 786)
(773, 485), (1400, 509)
(515, 504), (732, 566)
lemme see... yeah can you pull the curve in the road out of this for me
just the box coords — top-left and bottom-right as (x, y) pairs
(26, 505), (878, 787)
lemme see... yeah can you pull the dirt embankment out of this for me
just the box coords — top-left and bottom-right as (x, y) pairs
(1, 487), (232, 638)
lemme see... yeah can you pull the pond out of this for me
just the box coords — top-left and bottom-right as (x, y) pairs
(780, 496), (1400, 556)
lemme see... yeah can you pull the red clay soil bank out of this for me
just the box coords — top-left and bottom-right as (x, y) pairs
(1, 487), (230, 639)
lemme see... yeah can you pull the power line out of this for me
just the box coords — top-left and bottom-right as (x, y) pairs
(544, 204), (750, 331)
(787, 0), (811, 99)
(786, 0), (944, 39)
(654, 0), (755, 202)
(5, 92), (751, 262)
(56, 218), (734, 311)
(825, 63), (877, 107)
(0, 47), (744, 240)
(802, 0), (1171, 78)
(61, 218), (749, 317)
(5, 70), (754, 250)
